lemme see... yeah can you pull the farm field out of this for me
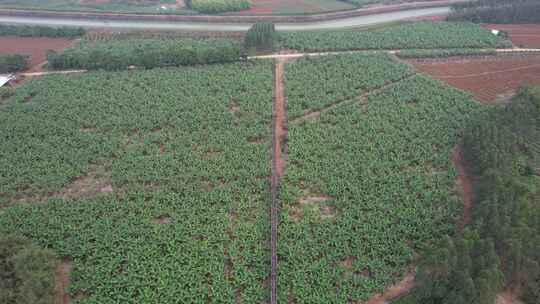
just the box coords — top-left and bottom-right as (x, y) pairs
(279, 54), (480, 302)
(234, 0), (355, 15)
(2, 19), (540, 304)
(0, 0), (188, 14)
(279, 22), (505, 52)
(410, 54), (540, 103)
(0, 36), (74, 71)
(0, 62), (273, 303)
(483, 24), (540, 48)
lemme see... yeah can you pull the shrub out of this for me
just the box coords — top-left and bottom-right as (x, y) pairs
(244, 22), (276, 53)
(0, 54), (28, 73)
(0, 234), (58, 304)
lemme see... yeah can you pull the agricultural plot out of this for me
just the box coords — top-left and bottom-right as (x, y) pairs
(0, 0), (187, 14)
(235, 0), (355, 15)
(47, 36), (241, 70)
(411, 55), (540, 103)
(0, 37), (73, 71)
(0, 62), (273, 303)
(483, 24), (540, 48)
(285, 53), (414, 118)
(279, 54), (480, 302)
(279, 22), (506, 52)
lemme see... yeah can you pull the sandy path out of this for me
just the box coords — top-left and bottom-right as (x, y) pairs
(269, 59), (287, 304)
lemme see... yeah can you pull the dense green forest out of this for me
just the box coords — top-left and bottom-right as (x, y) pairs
(448, 0), (540, 23)
(399, 87), (540, 304)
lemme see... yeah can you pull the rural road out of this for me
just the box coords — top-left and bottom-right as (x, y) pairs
(0, 7), (450, 31)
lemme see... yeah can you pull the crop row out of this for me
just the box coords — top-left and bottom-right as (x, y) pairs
(279, 55), (481, 302)
(279, 22), (509, 52)
(0, 61), (273, 303)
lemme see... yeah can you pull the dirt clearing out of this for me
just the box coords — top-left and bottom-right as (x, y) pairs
(410, 55), (540, 103)
(483, 24), (540, 48)
(0, 37), (74, 72)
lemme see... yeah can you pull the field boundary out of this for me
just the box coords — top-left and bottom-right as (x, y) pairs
(0, 1), (465, 24)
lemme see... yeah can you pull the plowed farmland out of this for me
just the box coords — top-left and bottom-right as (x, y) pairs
(0, 37), (74, 71)
(483, 24), (540, 48)
(411, 55), (540, 103)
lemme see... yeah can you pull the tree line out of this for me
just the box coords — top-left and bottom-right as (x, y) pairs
(0, 24), (85, 38)
(448, 0), (540, 23)
(398, 87), (540, 304)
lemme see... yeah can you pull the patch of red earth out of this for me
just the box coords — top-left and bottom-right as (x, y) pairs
(410, 55), (540, 103)
(274, 60), (287, 178)
(483, 24), (540, 48)
(55, 258), (73, 304)
(364, 272), (416, 304)
(452, 145), (473, 228)
(0, 37), (74, 72)
(496, 290), (525, 304)
(235, 0), (322, 15)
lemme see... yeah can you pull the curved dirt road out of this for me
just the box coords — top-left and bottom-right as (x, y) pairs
(0, 7), (450, 31)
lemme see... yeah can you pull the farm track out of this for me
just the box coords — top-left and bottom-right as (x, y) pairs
(290, 73), (417, 123)
(270, 59), (287, 304)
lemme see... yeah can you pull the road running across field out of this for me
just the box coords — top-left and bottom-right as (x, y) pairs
(0, 7), (450, 31)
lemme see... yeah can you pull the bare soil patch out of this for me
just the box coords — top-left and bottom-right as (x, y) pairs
(452, 145), (474, 228)
(411, 55), (540, 103)
(152, 215), (171, 224)
(55, 257), (73, 304)
(483, 24), (540, 48)
(364, 271), (416, 304)
(496, 290), (525, 304)
(10, 164), (113, 205)
(0, 37), (74, 72)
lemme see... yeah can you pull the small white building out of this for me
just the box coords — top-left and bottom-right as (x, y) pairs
(0, 74), (15, 87)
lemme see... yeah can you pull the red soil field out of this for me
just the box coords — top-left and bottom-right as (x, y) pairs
(411, 55), (540, 103)
(0, 37), (74, 72)
(235, 0), (320, 15)
(483, 24), (540, 48)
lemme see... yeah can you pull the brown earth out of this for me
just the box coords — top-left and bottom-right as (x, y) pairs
(452, 145), (474, 228)
(55, 258), (73, 304)
(410, 55), (540, 103)
(364, 272), (416, 304)
(483, 24), (540, 48)
(0, 37), (74, 72)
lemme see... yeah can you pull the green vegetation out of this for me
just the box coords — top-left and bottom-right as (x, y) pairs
(0, 54), (28, 73)
(285, 53), (414, 118)
(449, 0), (540, 23)
(244, 23), (276, 53)
(186, 0), (251, 13)
(0, 62), (273, 302)
(279, 53), (480, 301)
(0, 24), (85, 38)
(397, 48), (497, 59)
(410, 87), (540, 304)
(0, 0), (186, 14)
(279, 22), (507, 52)
(0, 234), (58, 304)
(47, 37), (241, 70)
